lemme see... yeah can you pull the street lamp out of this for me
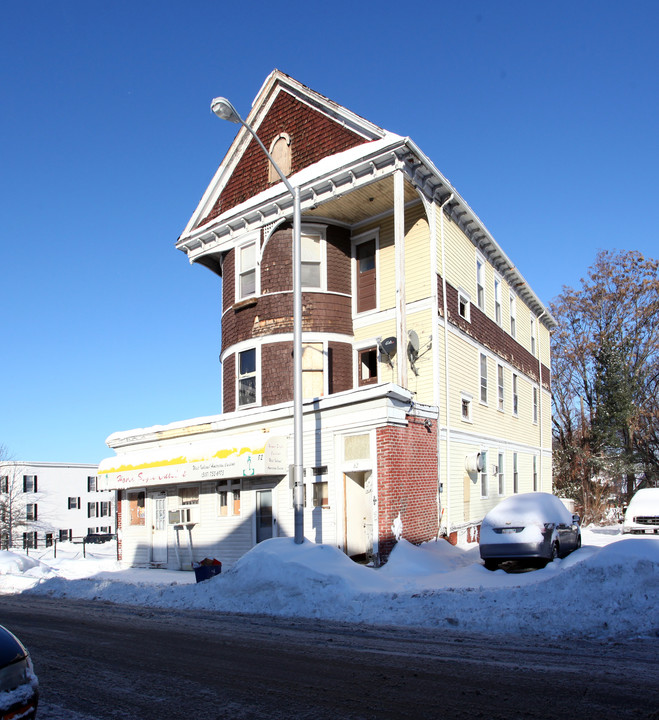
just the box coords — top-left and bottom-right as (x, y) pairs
(211, 97), (304, 544)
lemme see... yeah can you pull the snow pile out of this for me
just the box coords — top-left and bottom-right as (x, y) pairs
(1, 530), (658, 640)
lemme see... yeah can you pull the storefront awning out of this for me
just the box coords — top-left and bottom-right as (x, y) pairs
(98, 432), (287, 490)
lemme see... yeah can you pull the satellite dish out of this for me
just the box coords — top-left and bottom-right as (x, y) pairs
(408, 330), (420, 359)
(380, 336), (397, 357)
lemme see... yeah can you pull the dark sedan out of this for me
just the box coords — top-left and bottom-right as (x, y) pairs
(0, 624), (38, 720)
(479, 492), (581, 570)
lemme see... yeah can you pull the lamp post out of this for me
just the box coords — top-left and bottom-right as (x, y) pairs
(211, 97), (304, 544)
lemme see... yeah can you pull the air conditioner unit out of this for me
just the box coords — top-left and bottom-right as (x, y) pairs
(465, 453), (483, 474)
(168, 507), (199, 525)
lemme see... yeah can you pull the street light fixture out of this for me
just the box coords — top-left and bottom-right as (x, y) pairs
(211, 96), (304, 544)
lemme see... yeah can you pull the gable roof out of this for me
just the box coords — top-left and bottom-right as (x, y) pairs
(184, 70), (387, 234)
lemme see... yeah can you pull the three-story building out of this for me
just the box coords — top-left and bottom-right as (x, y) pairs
(99, 71), (554, 569)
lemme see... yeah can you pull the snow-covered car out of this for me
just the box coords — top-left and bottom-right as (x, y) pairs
(622, 488), (659, 535)
(0, 624), (38, 720)
(479, 492), (581, 570)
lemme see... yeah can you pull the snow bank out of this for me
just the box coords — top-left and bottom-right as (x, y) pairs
(2, 531), (658, 641)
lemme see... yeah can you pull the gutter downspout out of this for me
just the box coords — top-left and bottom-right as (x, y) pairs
(536, 311), (546, 490)
(439, 193), (454, 538)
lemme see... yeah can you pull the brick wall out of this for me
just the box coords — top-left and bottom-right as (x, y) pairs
(198, 90), (368, 227)
(376, 418), (439, 560)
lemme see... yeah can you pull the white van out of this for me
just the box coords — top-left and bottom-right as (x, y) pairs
(622, 488), (659, 535)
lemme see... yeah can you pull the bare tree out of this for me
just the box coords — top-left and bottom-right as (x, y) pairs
(0, 446), (31, 549)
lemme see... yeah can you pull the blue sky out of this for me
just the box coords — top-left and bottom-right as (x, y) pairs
(2, 1), (657, 463)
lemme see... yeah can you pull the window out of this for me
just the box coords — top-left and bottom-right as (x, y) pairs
(68, 497), (80, 510)
(476, 256), (485, 310)
(533, 386), (539, 424)
(23, 475), (37, 493)
(512, 373), (519, 416)
(530, 314), (537, 355)
(458, 290), (471, 321)
(358, 347), (378, 386)
(87, 476), (97, 492)
(238, 240), (257, 299)
(179, 487), (199, 506)
(100, 501), (112, 517)
(355, 237), (377, 313)
(301, 232), (322, 289)
(498, 453), (505, 495)
(217, 480), (241, 517)
(480, 451), (488, 497)
(494, 276), (502, 325)
(533, 456), (538, 492)
(480, 353), (488, 404)
(461, 393), (473, 422)
(513, 453), (519, 493)
(268, 133), (291, 182)
(45, 533), (53, 548)
(509, 292), (516, 338)
(238, 348), (257, 406)
(497, 365), (504, 411)
(88, 502), (98, 518)
(26, 503), (37, 521)
(312, 481), (329, 508)
(128, 491), (145, 526)
(59, 529), (72, 542)
(302, 343), (324, 399)
(0, 476), (7, 493)
(23, 532), (37, 549)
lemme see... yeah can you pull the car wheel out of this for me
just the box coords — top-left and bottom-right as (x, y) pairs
(484, 559), (498, 571)
(576, 533), (582, 549)
(550, 541), (559, 561)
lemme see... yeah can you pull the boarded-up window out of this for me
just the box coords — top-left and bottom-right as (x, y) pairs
(356, 239), (376, 313)
(128, 491), (146, 526)
(344, 434), (370, 461)
(217, 480), (241, 517)
(268, 133), (291, 183)
(302, 343), (324, 399)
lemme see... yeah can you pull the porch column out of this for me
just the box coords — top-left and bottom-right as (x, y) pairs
(394, 170), (407, 388)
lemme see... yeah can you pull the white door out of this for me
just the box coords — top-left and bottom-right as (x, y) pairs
(150, 492), (168, 564)
(344, 472), (372, 558)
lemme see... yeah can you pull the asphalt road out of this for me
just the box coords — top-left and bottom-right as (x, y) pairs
(2, 595), (658, 720)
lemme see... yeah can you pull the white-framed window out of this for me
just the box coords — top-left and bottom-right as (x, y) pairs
(476, 256), (485, 311)
(353, 232), (378, 314)
(23, 532), (37, 549)
(480, 450), (489, 498)
(461, 392), (473, 423)
(100, 501), (112, 517)
(513, 453), (519, 493)
(509, 291), (517, 338)
(217, 479), (241, 517)
(301, 226), (326, 290)
(533, 386), (539, 424)
(497, 365), (504, 412)
(169, 486), (200, 525)
(237, 347), (258, 407)
(237, 237), (258, 300)
(480, 353), (488, 404)
(23, 475), (37, 493)
(68, 497), (80, 510)
(312, 481), (329, 508)
(88, 502), (98, 518)
(302, 342), (325, 399)
(87, 476), (97, 492)
(494, 276), (502, 325)
(512, 373), (519, 416)
(498, 452), (505, 495)
(458, 289), (471, 322)
(0, 476), (7, 494)
(358, 346), (378, 387)
(533, 455), (538, 491)
(26, 503), (37, 522)
(59, 529), (72, 542)
(530, 313), (537, 355)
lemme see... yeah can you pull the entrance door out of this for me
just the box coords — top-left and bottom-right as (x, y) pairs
(149, 492), (168, 564)
(344, 472), (373, 558)
(256, 490), (274, 543)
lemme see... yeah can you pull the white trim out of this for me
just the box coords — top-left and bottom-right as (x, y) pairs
(476, 252), (486, 312)
(236, 345), (261, 409)
(235, 232), (260, 302)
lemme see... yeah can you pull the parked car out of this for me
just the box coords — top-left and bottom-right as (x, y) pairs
(479, 492), (581, 570)
(0, 624), (38, 720)
(622, 488), (659, 535)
